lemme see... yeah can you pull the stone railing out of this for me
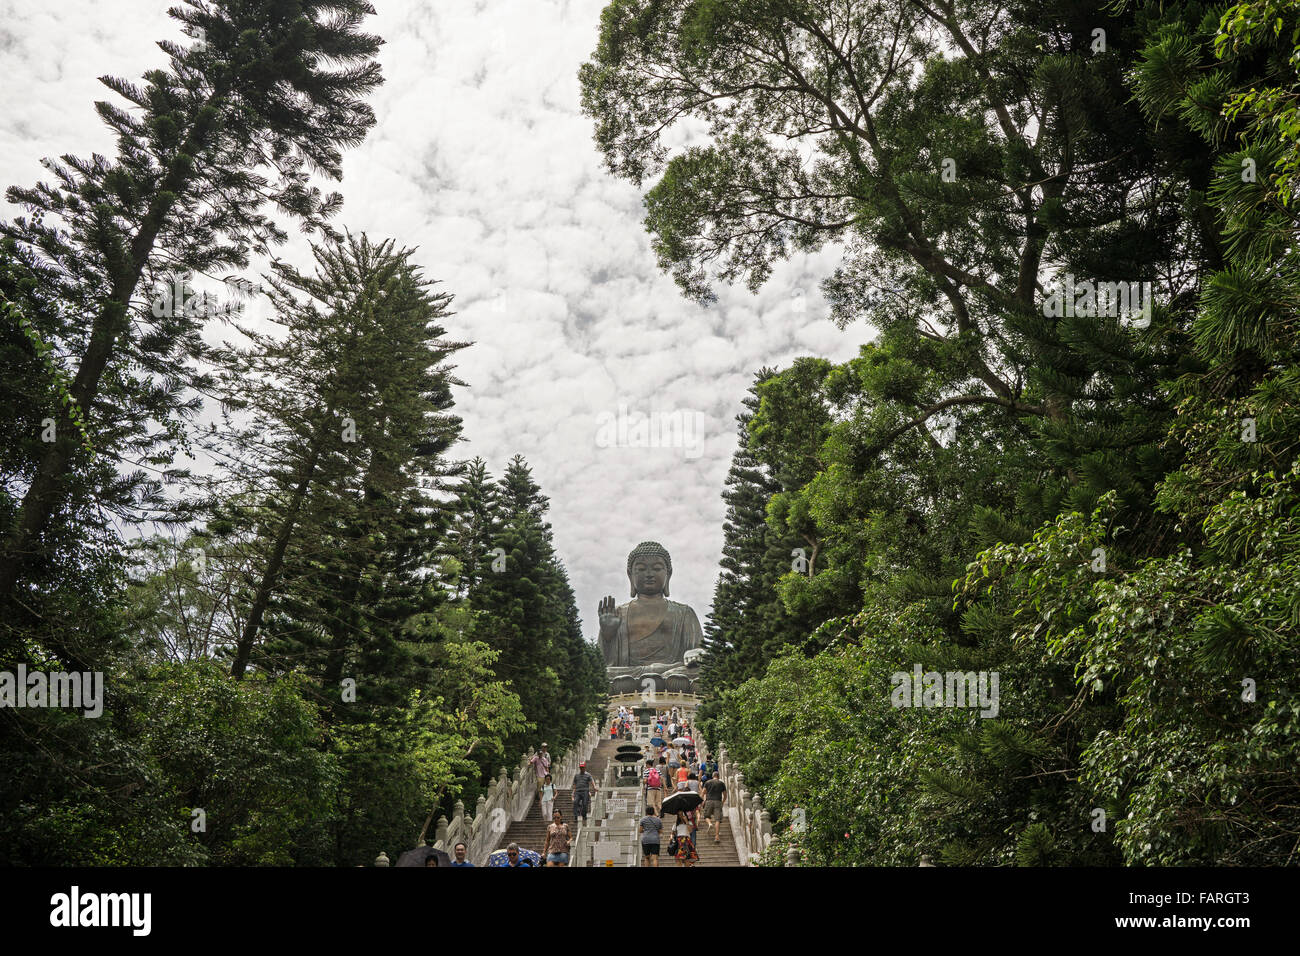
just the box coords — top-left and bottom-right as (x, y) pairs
(569, 756), (642, 867)
(714, 743), (773, 865)
(414, 719), (601, 866)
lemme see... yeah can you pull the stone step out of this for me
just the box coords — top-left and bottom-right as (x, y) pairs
(496, 788), (580, 855)
(581, 810), (742, 867)
(492, 739), (745, 866)
(493, 738), (621, 855)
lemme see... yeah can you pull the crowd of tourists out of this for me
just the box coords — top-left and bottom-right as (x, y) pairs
(517, 739), (599, 866)
(454, 707), (726, 867)
(610, 704), (635, 739)
(636, 708), (727, 867)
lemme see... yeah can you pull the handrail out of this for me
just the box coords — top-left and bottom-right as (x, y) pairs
(402, 719), (603, 866)
(703, 736), (772, 865)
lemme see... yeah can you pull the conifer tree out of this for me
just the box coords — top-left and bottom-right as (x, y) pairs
(0, 0), (383, 620)
(463, 456), (603, 759)
(206, 232), (466, 699)
(579, 0), (1200, 561)
(701, 371), (798, 693)
(442, 457), (501, 598)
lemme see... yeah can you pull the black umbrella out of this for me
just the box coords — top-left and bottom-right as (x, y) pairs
(396, 845), (453, 867)
(660, 791), (703, 816)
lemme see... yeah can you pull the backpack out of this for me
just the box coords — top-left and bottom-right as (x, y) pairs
(647, 767), (661, 789)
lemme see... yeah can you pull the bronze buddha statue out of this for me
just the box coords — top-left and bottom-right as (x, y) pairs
(598, 541), (703, 688)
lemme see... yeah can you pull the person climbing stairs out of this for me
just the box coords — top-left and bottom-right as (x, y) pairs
(694, 815), (741, 867)
(494, 736), (743, 866)
(495, 738), (618, 860)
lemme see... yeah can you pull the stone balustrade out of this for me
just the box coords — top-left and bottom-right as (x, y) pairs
(712, 741), (774, 865)
(571, 778), (640, 867)
(386, 719), (601, 866)
(371, 709), (802, 867)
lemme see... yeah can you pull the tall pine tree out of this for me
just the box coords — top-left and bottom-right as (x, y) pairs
(462, 455), (604, 761)
(0, 0), (383, 640)
(205, 232), (466, 709)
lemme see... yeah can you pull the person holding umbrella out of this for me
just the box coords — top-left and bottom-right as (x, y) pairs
(505, 843), (531, 867)
(491, 843), (536, 867)
(660, 785), (702, 868)
(395, 844), (452, 867)
(668, 810), (698, 867)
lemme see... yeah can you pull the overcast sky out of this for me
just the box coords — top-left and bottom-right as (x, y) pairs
(0, 0), (874, 637)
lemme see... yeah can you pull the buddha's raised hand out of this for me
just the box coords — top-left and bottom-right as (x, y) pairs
(598, 595), (620, 634)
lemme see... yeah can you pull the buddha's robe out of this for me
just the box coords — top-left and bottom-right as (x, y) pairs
(602, 599), (703, 667)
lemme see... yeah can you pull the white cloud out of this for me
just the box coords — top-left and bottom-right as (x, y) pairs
(0, 0), (877, 640)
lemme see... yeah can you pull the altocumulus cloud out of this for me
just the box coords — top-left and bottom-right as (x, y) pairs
(0, 0), (874, 630)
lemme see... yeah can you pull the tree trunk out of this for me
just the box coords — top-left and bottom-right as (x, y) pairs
(323, 413), (388, 687)
(0, 92), (226, 602)
(229, 437), (327, 679)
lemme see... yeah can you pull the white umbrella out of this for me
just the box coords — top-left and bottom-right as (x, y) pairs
(672, 736), (691, 746)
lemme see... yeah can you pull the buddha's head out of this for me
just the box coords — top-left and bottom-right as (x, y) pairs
(627, 541), (671, 598)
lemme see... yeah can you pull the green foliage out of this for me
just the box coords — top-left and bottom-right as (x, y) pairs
(0, 3), (594, 866)
(962, 465), (1300, 864)
(134, 662), (338, 866)
(681, 0), (1300, 868)
(461, 456), (606, 764)
(327, 638), (528, 865)
(0, 0), (384, 613)
(3, 296), (92, 454)
(0, 658), (336, 866)
(1016, 823), (1057, 866)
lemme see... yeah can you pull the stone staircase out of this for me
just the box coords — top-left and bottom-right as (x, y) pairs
(694, 815), (741, 867)
(495, 738), (620, 858)
(490, 734), (745, 867)
(494, 788), (575, 858)
(583, 737), (618, 780)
